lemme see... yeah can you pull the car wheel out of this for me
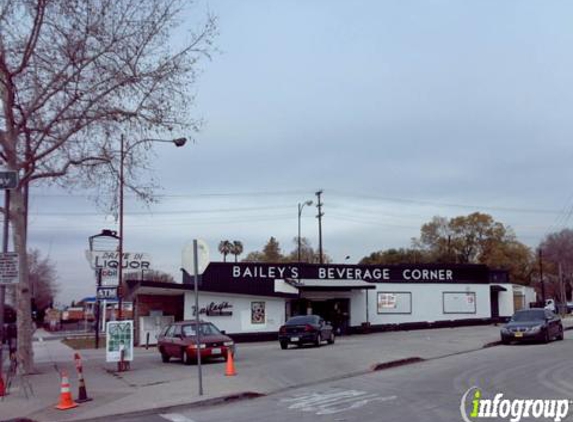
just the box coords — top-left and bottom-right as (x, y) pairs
(327, 332), (335, 345)
(315, 333), (322, 347)
(280, 341), (288, 350)
(160, 347), (170, 363)
(557, 326), (564, 341)
(543, 329), (550, 344)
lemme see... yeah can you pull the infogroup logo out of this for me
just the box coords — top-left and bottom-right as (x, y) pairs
(460, 387), (570, 422)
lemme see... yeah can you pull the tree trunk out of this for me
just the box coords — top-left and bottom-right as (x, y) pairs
(12, 187), (34, 373)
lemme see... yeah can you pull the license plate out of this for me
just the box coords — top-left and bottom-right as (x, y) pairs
(290, 337), (299, 342)
(211, 348), (221, 355)
(514, 332), (523, 338)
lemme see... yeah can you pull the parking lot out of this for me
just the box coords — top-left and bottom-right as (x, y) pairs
(1, 322), (525, 421)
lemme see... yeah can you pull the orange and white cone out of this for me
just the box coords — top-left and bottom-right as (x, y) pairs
(76, 368), (92, 403)
(225, 348), (237, 376)
(74, 352), (92, 403)
(55, 371), (78, 410)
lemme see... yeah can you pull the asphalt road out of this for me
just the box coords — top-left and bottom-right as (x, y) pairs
(112, 331), (573, 422)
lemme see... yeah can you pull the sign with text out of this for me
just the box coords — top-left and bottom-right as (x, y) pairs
(201, 262), (491, 284)
(0, 252), (19, 285)
(106, 320), (134, 363)
(87, 250), (152, 286)
(97, 286), (118, 300)
(0, 171), (18, 189)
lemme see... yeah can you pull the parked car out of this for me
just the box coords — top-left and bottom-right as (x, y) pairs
(500, 308), (563, 344)
(278, 314), (335, 349)
(157, 320), (235, 365)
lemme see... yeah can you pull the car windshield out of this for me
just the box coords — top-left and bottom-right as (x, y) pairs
(182, 323), (222, 337)
(511, 310), (546, 322)
(286, 315), (318, 325)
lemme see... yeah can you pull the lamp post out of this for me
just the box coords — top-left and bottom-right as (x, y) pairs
(88, 229), (120, 349)
(118, 135), (187, 319)
(297, 200), (313, 262)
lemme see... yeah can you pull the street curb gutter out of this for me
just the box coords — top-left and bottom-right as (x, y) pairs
(62, 392), (265, 422)
(371, 357), (425, 371)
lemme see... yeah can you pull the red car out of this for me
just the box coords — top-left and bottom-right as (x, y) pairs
(157, 320), (235, 364)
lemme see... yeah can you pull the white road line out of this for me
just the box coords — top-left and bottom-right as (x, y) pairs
(281, 389), (398, 415)
(160, 413), (196, 422)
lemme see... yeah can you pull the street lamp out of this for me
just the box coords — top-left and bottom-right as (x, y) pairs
(297, 200), (313, 262)
(118, 135), (187, 319)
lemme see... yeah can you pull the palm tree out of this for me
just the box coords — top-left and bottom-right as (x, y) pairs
(218, 240), (233, 262)
(231, 240), (244, 262)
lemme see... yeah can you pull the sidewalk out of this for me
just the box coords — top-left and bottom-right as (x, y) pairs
(3, 319), (573, 422)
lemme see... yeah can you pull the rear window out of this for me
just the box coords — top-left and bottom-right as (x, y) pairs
(511, 310), (545, 322)
(286, 315), (318, 325)
(182, 323), (222, 337)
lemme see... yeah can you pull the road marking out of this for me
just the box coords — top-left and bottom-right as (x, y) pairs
(160, 413), (196, 422)
(281, 389), (397, 415)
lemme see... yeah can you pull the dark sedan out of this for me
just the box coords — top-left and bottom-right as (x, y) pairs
(501, 308), (564, 344)
(278, 315), (335, 349)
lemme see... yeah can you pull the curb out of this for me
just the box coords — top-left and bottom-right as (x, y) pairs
(371, 357), (425, 371)
(64, 392), (265, 422)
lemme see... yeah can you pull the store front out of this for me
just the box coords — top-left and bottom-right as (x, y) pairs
(175, 262), (525, 340)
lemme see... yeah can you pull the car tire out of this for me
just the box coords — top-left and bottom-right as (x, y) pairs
(280, 341), (288, 350)
(557, 326), (564, 341)
(327, 332), (335, 345)
(160, 348), (170, 363)
(501, 338), (510, 345)
(543, 329), (550, 344)
(315, 333), (322, 347)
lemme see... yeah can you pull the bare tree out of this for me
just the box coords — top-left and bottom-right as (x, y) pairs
(28, 249), (59, 311)
(0, 0), (217, 372)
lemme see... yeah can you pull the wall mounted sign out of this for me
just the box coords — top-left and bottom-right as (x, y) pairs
(202, 263), (491, 284)
(251, 301), (266, 324)
(193, 301), (233, 317)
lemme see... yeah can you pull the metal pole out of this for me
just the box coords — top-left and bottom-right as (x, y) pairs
(297, 204), (302, 262)
(539, 249), (546, 305)
(0, 189), (9, 388)
(193, 239), (203, 395)
(95, 268), (101, 349)
(316, 190), (324, 264)
(118, 135), (124, 320)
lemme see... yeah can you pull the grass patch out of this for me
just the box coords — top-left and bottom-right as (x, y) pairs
(62, 337), (107, 349)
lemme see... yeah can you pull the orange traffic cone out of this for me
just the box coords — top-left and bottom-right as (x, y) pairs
(55, 371), (78, 410)
(225, 348), (236, 376)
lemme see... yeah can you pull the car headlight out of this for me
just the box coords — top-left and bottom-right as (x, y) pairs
(529, 326), (542, 333)
(189, 343), (206, 349)
(224, 341), (234, 346)
(501, 327), (509, 334)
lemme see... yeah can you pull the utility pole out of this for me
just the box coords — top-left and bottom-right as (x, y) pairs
(539, 249), (546, 305)
(315, 190), (324, 264)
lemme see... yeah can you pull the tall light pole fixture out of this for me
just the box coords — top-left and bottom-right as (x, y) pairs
(118, 135), (187, 319)
(297, 200), (313, 262)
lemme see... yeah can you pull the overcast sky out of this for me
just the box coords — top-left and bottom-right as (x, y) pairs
(26, 0), (573, 305)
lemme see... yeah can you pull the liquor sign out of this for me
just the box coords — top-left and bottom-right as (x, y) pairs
(86, 250), (152, 286)
(0, 252), (19, 285)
